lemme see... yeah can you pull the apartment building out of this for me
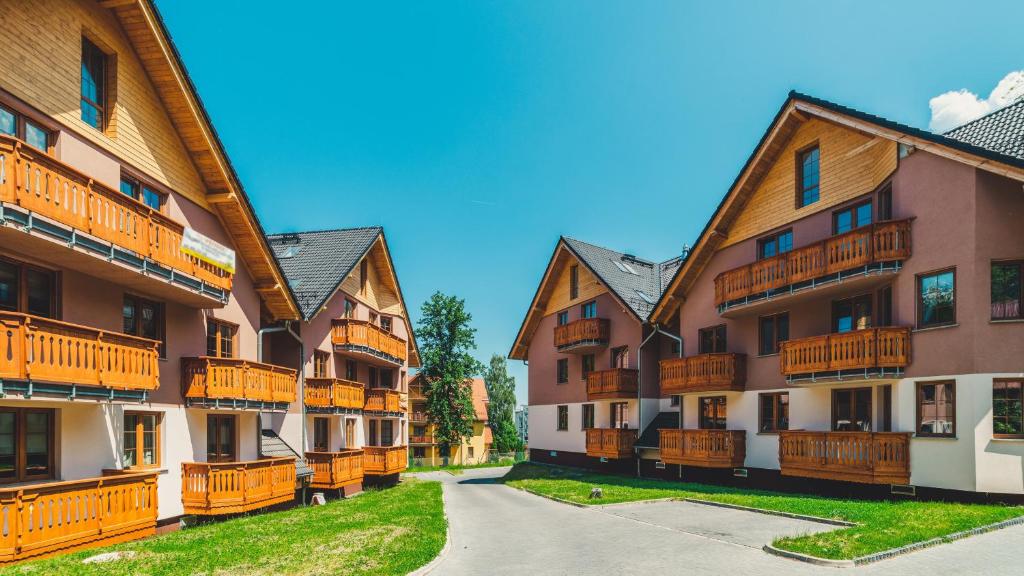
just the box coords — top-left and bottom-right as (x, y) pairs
(646, 92), (1024, 497)
(408, 375), (491, 466)
(511, 238), (682, 472)
(266, 227), (419, 493)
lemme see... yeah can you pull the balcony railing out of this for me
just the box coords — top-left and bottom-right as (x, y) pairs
(0, 311), (160, 392)
(364, 388), (401, 412)
(304, 377), (364, 410)
(659, 429), (746, 468)
(409, 434), (434, 444)
(780, 327), (911, 380)
(585, 368), (639, 400)
(364, 446), (407, 475)
(553, 318), (610, 352)
(659, 353), (746, 396)
(331, 319), (407, 364)
(410, 411), (428, 422)
(0, 135), (233, 292)
(306, 450), (364, 490)
(714, 220), (912, 309)
(0, 471), (157, 564)
(181, 457), (296, 515)
(181, 357), (297, 405)
(778, 431), (911, 485)
(585, 428), (637, 459)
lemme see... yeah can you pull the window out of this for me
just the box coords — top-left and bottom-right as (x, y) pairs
(24, 121), (47, 151)
(344, 299), (356, 319)
(582, 404), (594, 429)
(758, 313), (789, 355)
(832, 294), (872, 333)
(993, 380), (1024, 438)
(413, 447), (426, 459)
(0, 257), (57, 318)
(757, 229), (793, 260)
(360, 260), (368, 295)
(0, 106), (12, 136)
(368, 366), (379, 388)
(581, 354), (595, 380)
(123, 412), (160, 469)
(313, 350), (330, 378)
(468, 446), (475, 459)
(581, 301), (597, 319)
(877, 184), (893, 221)
(698, 325), (726, 354)
(612, 346), (629, 368)
(206, 414), (236, 462)
(916, 381), (955, 437)
(611, 402), (628, 428)
(556, 406), (568, 431)
(833, 201), (872, 234)
(380, 368), (394, 388)
(797, 146), (820, 207)
(569, 265), (579, 300)
(0, 104), (49, 151)
(670, 395), (680, 407)
(81, 38), (107, 130)
(832, 388), (871, 431)
(345, 418), (357, 448)
(379, 420), (394, 446)
(345, 360), (358, 381)
(917, 269), (956, 328)
(313, 418), (330, 452)
(556, 311), (569, 326)
(698, 397), (727, 430)
(0, 408), (54, 483)
(877, 285), (894, 327)
(556, 358), (569, 384)
(759, 393), (789, 432)
(123, 295), (165, 357)
(380, 316), (392, 332)
(119, 176), (163, 211)
(206, 318), (237, 358)
(992, 262), (1023, 320)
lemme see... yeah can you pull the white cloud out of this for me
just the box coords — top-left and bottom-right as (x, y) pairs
(928, 70), (1024, 133)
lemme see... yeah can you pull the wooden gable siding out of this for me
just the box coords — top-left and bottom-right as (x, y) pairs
(543, 253), (606, 316)
(0, 0), (208, 208)
(340, 240), (405, 317)
(722, 118), (897, 248)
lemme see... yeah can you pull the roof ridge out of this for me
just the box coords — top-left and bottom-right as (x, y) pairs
(943, 97), (1024, 135)
(268, 225), (383, 239)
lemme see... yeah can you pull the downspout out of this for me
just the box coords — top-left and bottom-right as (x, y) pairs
(258, 321), (306, 458)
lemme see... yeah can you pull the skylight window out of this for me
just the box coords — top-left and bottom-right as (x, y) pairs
(279, 245), (303, 259)
(612, 259), (639, 275)
(635, 290), (655, 305)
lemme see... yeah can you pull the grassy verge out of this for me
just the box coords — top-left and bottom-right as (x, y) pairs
(405, 458), (520, 474)
(3, 479), (445, 576)
(502, 463), (1023, 560)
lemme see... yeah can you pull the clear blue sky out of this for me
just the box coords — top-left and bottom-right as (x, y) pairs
(158, 1), (1022, 405)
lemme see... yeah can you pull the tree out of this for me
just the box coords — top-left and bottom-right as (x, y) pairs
(416, 292), (483, 465)
(483, 355), (522, 453)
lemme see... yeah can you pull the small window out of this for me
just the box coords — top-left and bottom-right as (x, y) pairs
(581, 354), (595, 380)
(698, 397), (727, 430)
(993, 380), (1024, 438)
(581, 404), (594, 429)
(24, 121), (47, 151)
(0, 106), (13, 136)
(832, 388), (871, 431)
(123, 295), (165, 357)
(569, 265), (579, 300)
(380, 316), (392, 332)
(206, 318), (237, 358)
(81, 37), (108, 130)
(123, 412), (160, 469)
(992, 262), (1023, 320)
(581, 301), (597, 319)
(917, 381), (955, 437)
(0, 105), (50, 151)
(877, 184), (893, 221)
(698, 325), (726, 354)
(797, 146), (820, 207)
(556, 311), (569, 326)
(917, 269), (956, 328)
(119, 175), (164, 211)
(313, 350), (330, 378)
(758, 313), (789, 356)
(759, 393), (789, 432)
(833, 294), (873, 333)
(468, 446), (475, 459)
(345, 359), (358, 381)
(344, 299), (356, 319)
(556, 358), (569, 384)
(556, 405), (568, 431)
(413, 446), (426, 459)
(669, 395), (680, 407)
(360, 260), (369, 295)
(833, 201), (872, 235)
(757, 229), (793, 260)
(313, 417), (330, 452)
(0, 257), (57, 318)
(119, 177), (140, 200)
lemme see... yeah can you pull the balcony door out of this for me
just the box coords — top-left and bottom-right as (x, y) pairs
(0, 408), (54, 483)
(345, 418), (357, 449)
(611, 346), (629, 369)
(698, 397), (727, 430)
(832, 294), (872, 333)
(313, 417), (329, 452)
(206, 414), (236, 463)
(610, 402), (629, 429)
(832, 388), (872, 431)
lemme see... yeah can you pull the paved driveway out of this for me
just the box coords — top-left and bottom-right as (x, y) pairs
(413, 467), (1024, 575)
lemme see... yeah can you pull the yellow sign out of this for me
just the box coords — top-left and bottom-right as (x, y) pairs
(181, 227), (236, 274)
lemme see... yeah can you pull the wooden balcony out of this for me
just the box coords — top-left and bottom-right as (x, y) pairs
(586, 368), (639, 400)
(331, 319), (407, 365)
(0, 135), (233, 301)
(553, 317), (610, 353)
(306, 450), (364, 490)
(364, 446), (407, 475)
(409, 434), (434, 444)
(659, 429), (746, 468)
(780, 327), (911, 382)
(714, 220), (912, 313)
(779, 431), (911, 485)
(0, 471), (157, 564)
(181, 357), (297, 408)
(659, 353), (746, 396)
(585, 428), (637, 459)
(364, 388), (401, 412)
(181, 457), (296, 515)
(304, 377), (364, 410)
(410, 410), (428, 422)
(0, 311), (160, 395)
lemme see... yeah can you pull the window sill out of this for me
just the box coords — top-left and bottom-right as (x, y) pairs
(913, 434), (957, 440)
(756, 431), (781, 436)
(990, 318), (1024, 324)
(991, 436), (1024, 442)
(757, 353), (780, 359)
(912, 323), (959, 334)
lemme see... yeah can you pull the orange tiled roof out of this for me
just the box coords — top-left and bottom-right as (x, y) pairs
(470, 378), (489, 422)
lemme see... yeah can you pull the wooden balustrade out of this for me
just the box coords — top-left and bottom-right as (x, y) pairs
(181, 357), (297, 404)
(0, 135), (233, 291)
(364, 446), (407, 475)
(553, 317), (610, 351)
(0, 471), (157, 564)
(181, 457), (296, 515)
(364, 388), (401, 412)
(409, 434), (433, 444)
(586, 368), (639, 400)
(410, 411), (428, 422)
(306, 450), (364, 490)
(778, 430), (911, 484)
(0, 311), (159, 391)
(659, 429), (746, 468)
(304, 377), (364, 409)
(585, 428), (637, 459)
(659, 353), (746, 396)
(780, 327), (911, 377)
(331, 319), (408, 363)
(714, 220), (912, 307)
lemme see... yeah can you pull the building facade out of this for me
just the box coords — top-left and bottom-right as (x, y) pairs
(409, 375), (492, 466)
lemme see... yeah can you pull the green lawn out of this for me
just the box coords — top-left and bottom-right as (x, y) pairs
(3, 479), (445, 576)
(502, 463), (1023, 560)
(405, 458), (519, 474)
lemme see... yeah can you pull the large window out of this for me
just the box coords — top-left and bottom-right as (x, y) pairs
(0, 257), (57, 318)
(759, 393), (789, 433)
(313, 417), (330, 452)
(556, 406), (568, 431)
(0, 104), (49, 151)
(992, 261), (1023, 320)
(123, 295), (165, 357)
(832, 388), (871, 431)
(81, 37), (108, 130)
(313, 350), (330, 378)
(581, 404), (594, 429)
(581, 354), (595, 380)
(556, 358), (569, 384)
(994, 380), (1024, 438)
(833, 294), (872, 333)
(698, 325), (727, 354)
(699, 397), (727, 430)
(119, 176), (164, 211)
(833, 201), (872, 234)
(758, 313), (789, 355)
(207, 414), (236, 462)
(797, 146), (820, 207)
(206, 318), (237, 358)
(0, 408), (54, 483)
(757, 229), (793, 260)
(123, 412), (160, 469)
(916, 381), (955, 437)
(917, 269), (956, 328)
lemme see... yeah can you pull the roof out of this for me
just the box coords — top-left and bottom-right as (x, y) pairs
(944, 99), (1024, 161)
(470, 378), (489, 422)
(260, 430), (313, 478)
(483, 426), (493, 445)
(636, 412), (678, 449)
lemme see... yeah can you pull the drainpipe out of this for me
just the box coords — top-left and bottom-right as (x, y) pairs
(637, 324), (683, 477)
(258, 321), (306, 458)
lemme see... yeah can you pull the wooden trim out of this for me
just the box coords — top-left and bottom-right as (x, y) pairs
(915, 380), (956, 438)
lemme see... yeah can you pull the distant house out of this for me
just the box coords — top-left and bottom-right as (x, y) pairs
(409, 375), (492, 465)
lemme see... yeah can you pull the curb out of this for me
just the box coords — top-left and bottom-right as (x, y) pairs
(406, 484), (453, 576)
(683, 498), (856, 527)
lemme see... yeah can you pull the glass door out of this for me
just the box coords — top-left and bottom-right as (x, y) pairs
(207, 414), (236, 462)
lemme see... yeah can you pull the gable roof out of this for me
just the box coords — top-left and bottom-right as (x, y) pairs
(944, 98), (1024, 160)
(470, 378), (489, 422)
(650, 91), (1024, 324)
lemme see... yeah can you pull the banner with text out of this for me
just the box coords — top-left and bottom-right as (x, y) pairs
(181, 227), (236, 274)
